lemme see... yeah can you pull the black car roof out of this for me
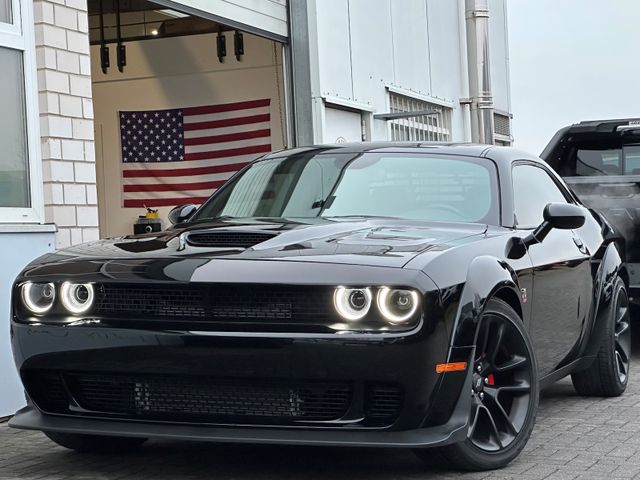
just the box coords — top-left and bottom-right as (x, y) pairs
(263, 142), (540, 163)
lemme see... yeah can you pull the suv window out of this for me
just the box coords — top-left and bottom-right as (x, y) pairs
(558, 145), (640, 176)
(513, 164), (568, 228)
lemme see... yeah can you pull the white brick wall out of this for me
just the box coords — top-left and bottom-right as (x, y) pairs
(34, 0), (98, 249)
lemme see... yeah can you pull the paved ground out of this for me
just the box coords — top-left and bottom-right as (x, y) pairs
(2, 337), (640, 480)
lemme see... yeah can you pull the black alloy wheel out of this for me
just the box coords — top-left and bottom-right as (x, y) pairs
(467, 311), (534, 452)
(613, 286), (631, 384)
(420, 298), (539, 471)
(572, 276), (630, 397)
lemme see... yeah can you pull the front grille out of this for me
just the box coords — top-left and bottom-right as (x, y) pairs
(95, 284), (333, 325)
(186, 231), (277, 248)
(27, 371), (351, 423)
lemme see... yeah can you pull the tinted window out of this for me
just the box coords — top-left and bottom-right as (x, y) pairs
(557, 145), (640, 177)
(193, 153), (500, 224)
(513, 165), (568, 228)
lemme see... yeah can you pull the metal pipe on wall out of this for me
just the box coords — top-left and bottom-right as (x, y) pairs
(465, 0), (495, 144)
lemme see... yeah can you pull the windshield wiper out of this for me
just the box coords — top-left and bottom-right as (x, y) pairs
(322, 215), (402, 220)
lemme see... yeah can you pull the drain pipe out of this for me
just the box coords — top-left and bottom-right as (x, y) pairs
(465, 0), (495, 144)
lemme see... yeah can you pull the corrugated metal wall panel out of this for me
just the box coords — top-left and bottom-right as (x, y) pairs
(151, 0), (288, 41)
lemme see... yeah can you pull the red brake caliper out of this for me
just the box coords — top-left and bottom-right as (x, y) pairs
(486, 373), (495, 386)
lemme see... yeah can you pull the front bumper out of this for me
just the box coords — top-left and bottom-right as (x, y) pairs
(10, 320), (472, 447)
(10, 400), (469, 448)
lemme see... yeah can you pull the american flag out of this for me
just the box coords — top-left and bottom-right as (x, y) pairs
(120, 98), (272, 208)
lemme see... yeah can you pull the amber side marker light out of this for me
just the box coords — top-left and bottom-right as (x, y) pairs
(435, 362), (468, 374)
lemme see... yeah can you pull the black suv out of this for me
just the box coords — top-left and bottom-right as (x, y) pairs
(543, 118), (640, 302)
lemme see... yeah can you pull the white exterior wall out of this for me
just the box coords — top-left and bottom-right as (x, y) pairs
(310, 0), (510, 143)
(34, 0), (99, 249)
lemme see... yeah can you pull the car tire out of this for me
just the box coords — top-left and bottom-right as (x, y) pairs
(415, 298), (539, 471)
(44, 431), (147, 453)
(571, 276), (630, 397)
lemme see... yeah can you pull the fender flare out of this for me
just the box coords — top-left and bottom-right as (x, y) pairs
(578, 242), (624, 360)
(421, 256), (522, 427)
(449, 255), (522, 348)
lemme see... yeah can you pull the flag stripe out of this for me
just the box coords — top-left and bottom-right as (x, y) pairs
(124, 180), (226, 193)
(183, 122), (270, 139)
(183, 99), (270, 116)
(124, 197), (210, 208)
(123, 162), (250, 178)
(184, 107), (269, 125)
(122, 154), (259, 171)
(185, 136), (270, 154)
(123, 172), (235, 186)
(184, 144), (271, 161)
(183, 114), (270, 132)
(184, 128), (271, 146)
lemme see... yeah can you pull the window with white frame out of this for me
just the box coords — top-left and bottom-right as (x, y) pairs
(0, 0), (42, 223)
(388, 92), (452, 142)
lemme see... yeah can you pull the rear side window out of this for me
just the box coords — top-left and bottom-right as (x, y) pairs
(513, 164), (569, 228)
(559, 145), (640, 176)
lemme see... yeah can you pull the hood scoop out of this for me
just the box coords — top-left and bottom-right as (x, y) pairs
(186, 230), (278, 248)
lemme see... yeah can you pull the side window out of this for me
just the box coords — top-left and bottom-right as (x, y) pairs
(513, 164), (569, 228)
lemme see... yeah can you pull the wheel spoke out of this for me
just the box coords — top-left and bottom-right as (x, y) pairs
(616, 350), (627, 377)
(468, 400), (482, 439)
(488, 322), (505, 366)
(481, 405), (504, 449)
(616, 306), (629, 325)
(615, 320), (630, 340)
(495, 354), (528, 373)
(483, 390), (518, 436)
(486, 379), (531, 396)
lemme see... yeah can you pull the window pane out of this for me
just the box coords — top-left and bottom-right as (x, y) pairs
(513, 165), (567, 227)
(0, 0), (11, 24)
(0, 47), (29, 208)
(575, 149), (622, 176)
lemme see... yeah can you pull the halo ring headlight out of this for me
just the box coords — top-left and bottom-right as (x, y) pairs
(21, 282), (55, 314)
(61, 282), (94, 314)
(334, 287), (372, 321)
(377, 287), (420, 323)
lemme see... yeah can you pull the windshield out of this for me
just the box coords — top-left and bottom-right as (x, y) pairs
(191, 152), (500, 224)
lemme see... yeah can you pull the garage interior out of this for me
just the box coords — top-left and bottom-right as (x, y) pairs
(87, 0), (289, 237)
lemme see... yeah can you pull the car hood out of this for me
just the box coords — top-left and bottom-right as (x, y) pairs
(33, 218), (490, 269)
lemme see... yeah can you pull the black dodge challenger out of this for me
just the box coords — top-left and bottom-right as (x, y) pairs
(9, 143), (630, 471)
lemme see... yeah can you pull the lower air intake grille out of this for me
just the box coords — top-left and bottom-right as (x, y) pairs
(35, 372), (352, 423)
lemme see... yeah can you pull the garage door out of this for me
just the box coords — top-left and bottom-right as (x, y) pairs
(324, 107), (363, 143)
(150, 0), (288, 42)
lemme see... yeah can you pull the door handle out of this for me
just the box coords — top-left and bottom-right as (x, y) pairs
(572, 236), (588, 255)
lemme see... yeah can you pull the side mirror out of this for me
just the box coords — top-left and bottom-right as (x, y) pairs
(168, 204), (197, 225)
(507, 203), (585, 259)
(543, 203), (586, 230)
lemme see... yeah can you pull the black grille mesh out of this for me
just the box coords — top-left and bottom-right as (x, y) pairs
(68, 374), (351, 421)
(24, 371), (402, 426)
(365, 385), (403, 419)
(186, 231), (277, 248)
(95, 284), (333, 324)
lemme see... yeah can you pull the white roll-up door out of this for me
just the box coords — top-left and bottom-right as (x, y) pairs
(150, 0), (288, 42)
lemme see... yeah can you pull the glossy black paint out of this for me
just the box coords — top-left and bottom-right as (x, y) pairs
(9, 143), (625, 448)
